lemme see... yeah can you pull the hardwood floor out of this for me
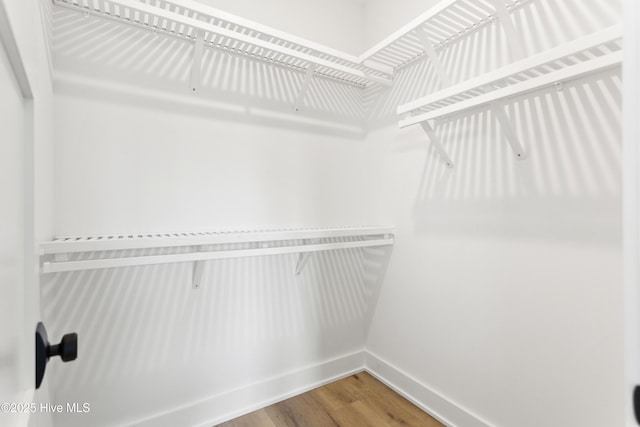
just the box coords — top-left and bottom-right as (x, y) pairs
(216, 372), (444, 427)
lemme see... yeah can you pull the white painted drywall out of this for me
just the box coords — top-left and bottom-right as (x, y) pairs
(42, 0), (627, 426)
(193, 0), (366, 56)
(364, 0), (624, 426)
(52, 89), (378, 235)
(45, 7), (383, 425)
(363, 0), (443, 49)
(623, 0), (640, 425)
(46, 88), (384, 426)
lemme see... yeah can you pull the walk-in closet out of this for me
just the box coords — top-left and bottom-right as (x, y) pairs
(1, 0), (637, 426)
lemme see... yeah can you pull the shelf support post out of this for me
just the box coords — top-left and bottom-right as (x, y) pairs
(294, 64), (317, 112)
(416, 28), (452, 87)
(420, 121), (454, 168)
(190, 30), (205, 92)
(488, 0), (526, 61)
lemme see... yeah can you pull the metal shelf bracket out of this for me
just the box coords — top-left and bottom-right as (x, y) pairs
(489, 101), (527, 160)
(420, 121), (454, 168)
(192, 260), (205, 289)
(480, 83), (526, 160)
(295, 239), (319, 276)
(295, 252), (312, 276)
(488, 0), (526, 61)
(190, 30), (205, 92)
(416, 28), (452, 87)
(294, 64), (317, 112)
(192, 246), (206, 289)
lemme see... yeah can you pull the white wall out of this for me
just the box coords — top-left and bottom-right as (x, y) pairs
(623, 0), (640, 424)
(365, 0), (624, 426)
(363, 0), (442, 48)
(45, 80), (383, 427)
(44, 5), (383, 426)
(52, 90), (377, 235)
(43, 1), (627, 426)
(194, 0), (366, 56)
(42, 238), (382, 427)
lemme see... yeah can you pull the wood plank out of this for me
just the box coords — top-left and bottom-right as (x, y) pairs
(309, 374), (368, 410)
(264, 393), (340, 427)
(222, 409), (278, 427)
(215, 372), (444, 427)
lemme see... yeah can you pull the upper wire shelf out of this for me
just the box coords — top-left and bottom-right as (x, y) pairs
(397, 25), (622, 128)
(52, 0), (536, 88)
(53, 0), (393, 87)
(359, 0), (533, 71)
(392, 23), (622, 168)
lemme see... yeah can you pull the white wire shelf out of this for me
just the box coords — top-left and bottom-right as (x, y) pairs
(359, 0), (532, 71)
(52, 0), (536, 87)
(40, 226), (395, 275)
(397, 25), (622, 129)
(53, 0), (393, 87)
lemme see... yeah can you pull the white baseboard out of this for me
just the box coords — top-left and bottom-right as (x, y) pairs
(127, 351), (365, 427)
(364, 351), (493, 427)
(126, 350), (492, 427)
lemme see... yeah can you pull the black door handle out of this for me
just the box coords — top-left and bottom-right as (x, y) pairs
(35, 322), (78, 389)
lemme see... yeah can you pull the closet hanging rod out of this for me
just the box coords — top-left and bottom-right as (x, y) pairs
(42, 238), (394, 274)
(53, 0), (393, 86)
(397, 25), (622, 117)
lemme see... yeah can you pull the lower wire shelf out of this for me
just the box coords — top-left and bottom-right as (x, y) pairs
(40, 226), (395, 274)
